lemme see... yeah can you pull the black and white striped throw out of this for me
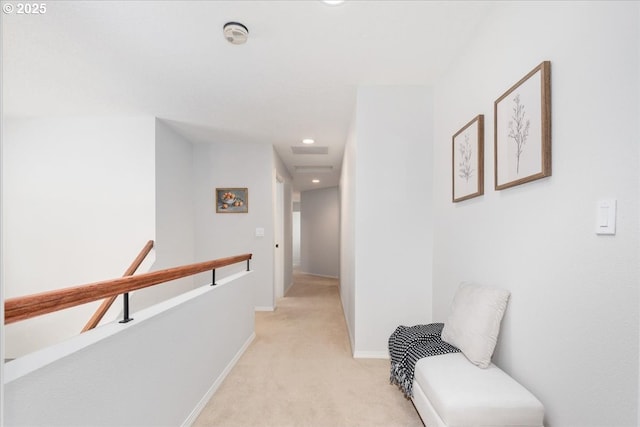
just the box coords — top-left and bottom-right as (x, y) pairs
(388, 323), (460, 398)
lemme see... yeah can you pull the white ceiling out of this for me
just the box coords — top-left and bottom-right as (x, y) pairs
(2, 0), (498, 192)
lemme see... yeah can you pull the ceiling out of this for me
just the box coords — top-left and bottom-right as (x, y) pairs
(2, 1), (498, 192)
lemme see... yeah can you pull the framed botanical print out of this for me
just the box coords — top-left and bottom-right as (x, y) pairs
(452, 114), (484, 202)
(494, 61), (551, 190)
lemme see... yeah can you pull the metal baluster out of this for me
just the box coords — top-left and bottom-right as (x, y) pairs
(119, 293), (133, 323)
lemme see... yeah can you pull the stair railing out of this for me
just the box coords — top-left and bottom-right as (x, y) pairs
(81, 240), (155, 332)
(5, 253), (252, 326)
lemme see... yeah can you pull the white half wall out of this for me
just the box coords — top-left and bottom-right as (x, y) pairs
(343, 86), (434, 356)
(192, 140), (275, 310)
(4, 272), (255, 426)
(432, 3), (639, 426)
(300, 186), (340, 278)
(2, 116), (156, 358)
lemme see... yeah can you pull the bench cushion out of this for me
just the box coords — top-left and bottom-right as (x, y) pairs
(414, 353), (544, 427)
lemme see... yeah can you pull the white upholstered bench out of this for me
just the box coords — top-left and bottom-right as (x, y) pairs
(409, 282), (544, 427)
(411, 353), (544, 427)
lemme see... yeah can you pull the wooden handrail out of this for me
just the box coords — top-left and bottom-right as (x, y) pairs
(81, 240), (155, 333)
(5, 253), (252, 325)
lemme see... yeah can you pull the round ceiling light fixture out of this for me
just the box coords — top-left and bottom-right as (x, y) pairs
(322, 0), (345, 5)
(223, 22), (249, 45)
(312, 179), (320, 184)
(302, 138), (315, 144)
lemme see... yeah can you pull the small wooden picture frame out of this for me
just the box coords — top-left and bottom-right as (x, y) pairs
(216, 188), (248, 213)
(452, 114), (484, 202)
(494, 61), (551, 190)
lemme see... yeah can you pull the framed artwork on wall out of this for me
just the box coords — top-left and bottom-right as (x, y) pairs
(494, 61), (551, 190)
(452, 114), (484, 202)
(216, 188), (248, 213)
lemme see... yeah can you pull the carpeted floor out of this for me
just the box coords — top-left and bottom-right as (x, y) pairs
(193, 272), (424, 427)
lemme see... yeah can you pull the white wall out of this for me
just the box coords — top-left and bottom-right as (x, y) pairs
(340, 121), (357, 351)
(130, 119), (197, 312)
(193, 140), (275, 310)
(432, 3), (639, 426)
(273, 149), (294, 295)
(300, 186), (340, 278)
(638, 5), (640, 420)
(1, 113), (5, 420)
(2, 117), (156, 358)
(292, 211), (301, 266)
(341, 86), (434, 357)
(4, 272), (255, 426)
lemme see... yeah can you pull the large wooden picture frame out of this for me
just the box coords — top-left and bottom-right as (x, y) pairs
(216, 188), (248, 213)
(452, 114), (484, 202)
(494, 61), (551, 190)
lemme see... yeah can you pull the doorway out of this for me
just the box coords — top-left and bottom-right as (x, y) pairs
(274, 177), (285, 299)
(292, 210), (301, 268)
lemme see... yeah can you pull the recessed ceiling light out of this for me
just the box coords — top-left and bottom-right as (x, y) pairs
(302, 138), (315, 145)
(322, 0), (345, 5)
(312, 179), (320, 183)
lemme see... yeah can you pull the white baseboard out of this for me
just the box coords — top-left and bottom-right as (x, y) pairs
(254, 306), (275, 312)
(182, 332), (256, 427)
(353, 350), (389, 359)
(339, 299), (356, 356)
(283, 281), (294, 296)
(297, 271), (339, 279)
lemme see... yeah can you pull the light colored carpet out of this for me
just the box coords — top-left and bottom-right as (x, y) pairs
(193, 272), (424, 427)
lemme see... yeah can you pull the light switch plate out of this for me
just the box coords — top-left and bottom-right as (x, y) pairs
(255, 227), (265, 237)
(596, 199), (616, 235)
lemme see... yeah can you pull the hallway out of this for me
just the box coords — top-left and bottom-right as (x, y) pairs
(194, 272), (423, 427)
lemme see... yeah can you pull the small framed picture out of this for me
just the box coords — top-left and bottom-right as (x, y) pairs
(494, 61), (551, 190)
(216, 188), (248, 213)
(452, 114), (484, 202)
